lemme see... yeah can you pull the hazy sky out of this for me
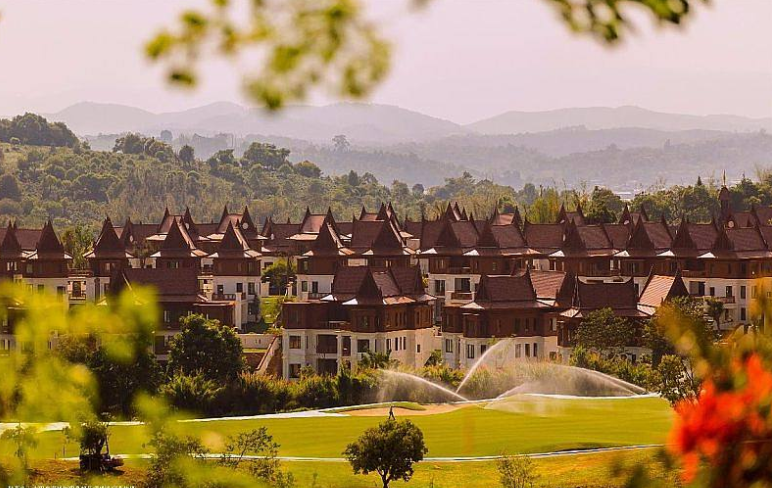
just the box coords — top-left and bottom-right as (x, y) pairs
(0, 0), (770, 123)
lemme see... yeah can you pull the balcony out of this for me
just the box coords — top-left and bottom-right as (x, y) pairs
(314, 321), (352, 331)
(445, 267), (472, 274)
(212, 293), (237, 301)
(450, 291), (473, 301)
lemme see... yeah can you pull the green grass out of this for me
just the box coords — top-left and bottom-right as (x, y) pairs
(332, 401), (427, 413)
(21, 449), (675, 488)
(22, 396), (672, 460)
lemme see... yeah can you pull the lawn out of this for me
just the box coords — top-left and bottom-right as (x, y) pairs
(22, 396), (672, 460)
(20, 448), (676, 488)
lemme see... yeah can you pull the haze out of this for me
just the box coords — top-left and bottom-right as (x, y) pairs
(0, 0), (770, 123)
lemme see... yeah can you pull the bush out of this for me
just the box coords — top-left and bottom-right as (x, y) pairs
(497, 454), (538, 488)
(161, 373), (224, 415)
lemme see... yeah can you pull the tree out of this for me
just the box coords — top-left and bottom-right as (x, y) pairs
(344, 419), (428, 488)
(705, 297), (725, 330)
(332, 134), (350, 152)
(167, 314), (246, 382)
(575, 308), (636, 356)
(0, 173), (22, 201)
(294, 160), (321, 178)
(178, 144), (195, 167)
(497, 454), (538, 488)
(645, 296), (713, 366)
(64, 419), (114, 471)
(61, 224), (95, 270)
(159, 129), (173, 143)
(243, 142), (290, 169)
(262, 258), (296, 296)
(585, 186), (623, 224)
(1, 425), (38, 473)
(656, 354), (701, 406)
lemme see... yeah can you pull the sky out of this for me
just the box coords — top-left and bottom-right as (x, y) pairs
(0, 0), (770, 123)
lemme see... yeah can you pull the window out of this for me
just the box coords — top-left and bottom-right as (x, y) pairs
(741, 286), (746, 300)
(289, 363), (301, 378)
(726, 286), (733, 298)
(56, 286), (65, 296)
(480, 344), (487, 355)
(466, 344), (475, 359)
(525, 343), (531, 357)
(434, 280), (446, 294)
(248, 282), (256, 295)
(741, 308), (747, 321)
(417, 344), (421, 353)
(445, 339), (453, 353)
(37, 284), (44, 293)
(289, 335), (302, 349)
(217, 284), (224, 295)
(357, 339), (370, 352)
(163, 310), (171, 323)
(301, 281), (308, 292)
(752, 286), (758, 298)
(533, 343), (538, 358)
(236, 282), (244, 293)
(515, 344), (522, 358)
(387, 339), (392, 352)
(709, 287), (715, 297)
(311, 281), (319, 294)
(455, 278), (471, 292)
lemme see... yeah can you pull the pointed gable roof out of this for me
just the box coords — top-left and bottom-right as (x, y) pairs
(372, 219), (404, 251)
(89, 216), (129, 258)
(0, 222), (23, 258)
(298, 207), (327, 234)
(154, 218), (205, 258)
(638, 269), (689, 311)
(213, 220), (260, 258)
(182, 207), (199, 236)
(239, 206), (259, 237)
(566, 278), (645, 318)
(307, 214), (352, 257)
(36, 220), (66, 256)
(474, 270), (537, 303)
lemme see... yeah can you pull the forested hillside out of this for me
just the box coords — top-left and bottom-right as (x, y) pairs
(2, 115), (772, 240)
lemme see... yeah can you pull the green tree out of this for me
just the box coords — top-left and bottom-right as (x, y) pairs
(0, 173), (22, 201)
(497, 454), (538, 488)
(344, 419), (428, 488)
(294, 160), (322, 178)
(1, 425), (38, 473)
(61, 225), (95, 270)
(575, 308), (636, 355)
(167, 314), (246, 382)
(262, 259), (296, 296)
(585, 186), (623, 224)
(243, 142), (290, 169)
(178, 144), (195, 167)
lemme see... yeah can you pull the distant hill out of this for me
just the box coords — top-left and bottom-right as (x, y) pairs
(468, 106), (772, 134)
(46, 101), (468, 144)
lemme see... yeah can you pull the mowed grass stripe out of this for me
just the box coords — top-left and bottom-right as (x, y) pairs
(24, 396), (673, 459)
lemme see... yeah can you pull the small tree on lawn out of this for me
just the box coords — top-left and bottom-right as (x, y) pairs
(1, 424), (38, 473)
(497, 454), (538, 488)
(344, 419), (427, 488)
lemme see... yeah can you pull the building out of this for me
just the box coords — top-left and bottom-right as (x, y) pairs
(282, 266), (435, 378)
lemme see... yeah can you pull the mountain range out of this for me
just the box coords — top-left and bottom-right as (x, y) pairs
(41, 101), (772, 144)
